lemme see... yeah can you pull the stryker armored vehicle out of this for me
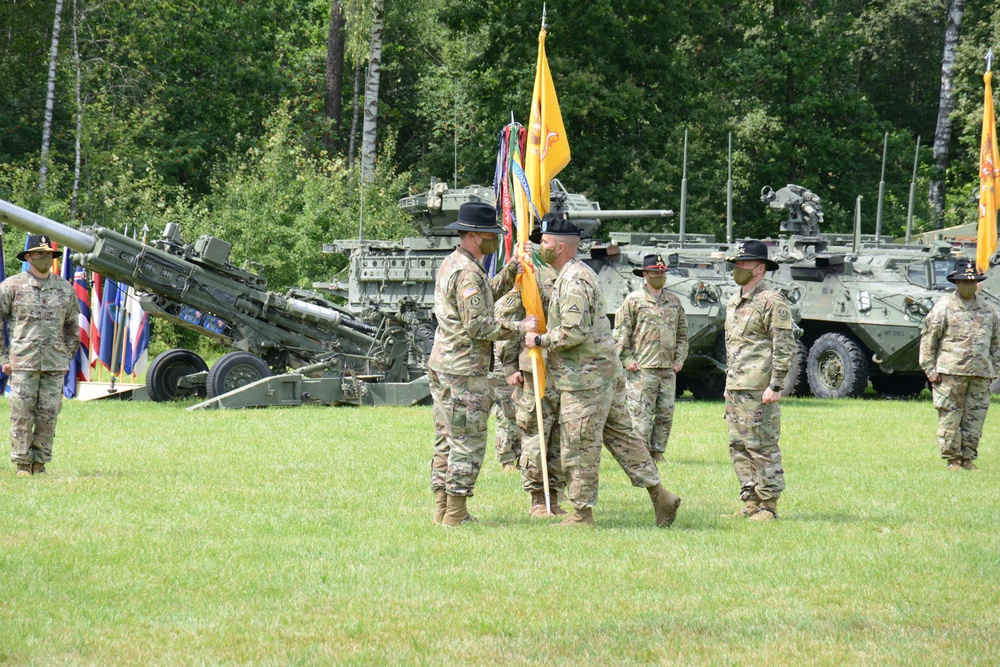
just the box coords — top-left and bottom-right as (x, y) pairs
(316, 178), (748, 399)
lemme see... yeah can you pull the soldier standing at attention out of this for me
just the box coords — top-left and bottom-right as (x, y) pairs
(0, 235), (80, 477)
(724, 240), (794, 521)
(429, 202), (534, 526)
(919, 258), (1000, 471)
(615, 253), (688, 463)
(524, 215), (681, 528)
(488, 321), (521, 472)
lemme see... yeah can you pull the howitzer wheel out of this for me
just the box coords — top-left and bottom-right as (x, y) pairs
(207, 351), (273, 399)
(806, 333), (869, 399)
(146, 349), (209, 402)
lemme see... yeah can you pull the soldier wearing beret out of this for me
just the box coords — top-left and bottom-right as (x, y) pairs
(724, 240), (794, 521)
(615, 253), (688, 463)
(1, 235), (80, 477)
(429, 202), (534, 526)
(919, 258), (1000, 470)
(525, 214), (681, 528)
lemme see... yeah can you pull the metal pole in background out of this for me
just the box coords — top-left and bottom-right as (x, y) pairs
(726, 132), (733, 244)
(905, 136), (921, 244)
(875, 132), (888, 246)
(853, 195), (863, 254)
(679, 129), (688, 248)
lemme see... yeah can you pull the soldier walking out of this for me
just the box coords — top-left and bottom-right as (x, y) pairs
(1, 235), (80, 477)
(429, 202), (533, 526)
(919, 258), (1000, 471)
(724, 240), (794, 521)
(615, 253), (688, 462)
(524, 214), (681, 528)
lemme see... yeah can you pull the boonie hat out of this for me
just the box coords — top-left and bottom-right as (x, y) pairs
(726, 239), (778, 271)
(17, 235), (61, 262)
(444, 202), (506, 234)
(528, 211), (581, 244)
(633, 253), (670, 276)
(946, 258), (987, 283)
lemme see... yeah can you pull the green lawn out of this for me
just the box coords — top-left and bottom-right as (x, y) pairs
(1, 395), (998, 665)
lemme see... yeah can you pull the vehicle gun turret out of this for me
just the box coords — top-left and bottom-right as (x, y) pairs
(0, 199), (430, 408)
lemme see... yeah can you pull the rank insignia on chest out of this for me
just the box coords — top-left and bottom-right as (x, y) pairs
(462, 285), (479, 298)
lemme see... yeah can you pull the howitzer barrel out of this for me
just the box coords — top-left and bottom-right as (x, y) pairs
(0, 199), (97, 254)
(564, 209), (674, 219)
(284, 297), (377, 336)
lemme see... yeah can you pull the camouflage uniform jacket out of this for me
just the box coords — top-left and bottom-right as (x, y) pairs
(495, 265), (556, 377)
(428, 247), (521, 377)
(919, 292), (1000, 378)
(539, 258), (620, 391)
(724, 280), (795, 391)
(614, 287), (689, 369)
(0, 271), (80, 372)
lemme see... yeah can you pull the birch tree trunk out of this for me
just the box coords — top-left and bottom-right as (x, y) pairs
(928, 0), (965, 229)
(39, 0), (66, 200)
(323, 0), (345, 151)
(70, 0), (83, 222)
(348, 61), (362, 170)
(359, 0), (383, 183)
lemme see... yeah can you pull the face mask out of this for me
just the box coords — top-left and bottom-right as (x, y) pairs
(30, 256), (53, 274)
(733, 267), (755, 286)
(647, 276), (666, 290)
(477, 235), (499, 256)
(957, 283), (977, 300)
(539, 246), (558, 266)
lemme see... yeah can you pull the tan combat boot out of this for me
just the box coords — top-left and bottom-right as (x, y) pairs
(647, 484), (681, 527)
(749, 499), (778, 522)
(441, 494), (478, 527)
(433, 489), (448, 525)
(947, 460), (963, 471)
(31, 463), (46, 475)
(529, 491), (567, 517)
(16, 463), (32, 478)
(651, 451), (665, 464)
(501, 461), (518, 473)
(557, 507), (595, 527)
(961, 460), (979, 471)
(735, 498), (761, 518)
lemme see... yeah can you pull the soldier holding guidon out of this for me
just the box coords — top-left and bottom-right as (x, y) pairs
(724, 240), (795, 521)
(919, 258), (1000, 471)
(524, 214), (681, 528)
(429, 202), (534, 526)
(1, 235), (80, 477)
(615, 253), (688, 463)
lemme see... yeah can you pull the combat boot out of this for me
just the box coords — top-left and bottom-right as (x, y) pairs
(647, 484), (681, 527)
(750, 499), (778, 522)
(433, 489), (448, 525)
(16, 463), (31, 478)
(557, 507), (595, 527)
(947, 460), (963, 471)
(734, 498), (761, 518)
(651, 451), (665, 464)
(961, 460), (979, 471)
(501, 461), (518, 473)
(441, 494), (478, 527)
(529, 491), (567, 517)
(31, 463), (46, 475)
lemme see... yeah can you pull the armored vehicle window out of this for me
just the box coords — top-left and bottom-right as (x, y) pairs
(932, 260), (952, 289)
(906, 263), (929, 288)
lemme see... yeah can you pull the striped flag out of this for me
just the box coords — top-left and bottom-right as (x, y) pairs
(89, 272), (103, 371)
(123, 286), (150, 377)
(72, 267), (91, 382)
(98, 278), (121, 371)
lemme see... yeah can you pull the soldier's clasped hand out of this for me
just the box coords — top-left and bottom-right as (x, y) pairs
(507, 371), (524, 387)
(522, 315), (539, 333)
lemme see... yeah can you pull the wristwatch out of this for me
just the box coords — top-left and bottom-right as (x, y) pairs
(769, 384), (782, 392)
(534, 334), (542, 347)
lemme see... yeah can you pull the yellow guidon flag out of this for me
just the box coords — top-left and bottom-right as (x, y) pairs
(977, 65), (999, 274)
(515, 26), (571, 399)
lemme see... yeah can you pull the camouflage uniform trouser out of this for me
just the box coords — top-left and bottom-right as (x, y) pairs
(429, 369), (491, 496)
(514, 371), (564, 494)
(625, 367), (677, 454)
(489, 372), (520, 466)
(560, 374), (661, 510)
(9, 370), (65, 466)
(725, 390), (785, 502)
(933, 374), (991, 462)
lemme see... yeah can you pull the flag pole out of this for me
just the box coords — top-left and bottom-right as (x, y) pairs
(530, 353), (551, 513)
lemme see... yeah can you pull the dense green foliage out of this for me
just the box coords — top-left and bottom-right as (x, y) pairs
(2, 0), (999, 284)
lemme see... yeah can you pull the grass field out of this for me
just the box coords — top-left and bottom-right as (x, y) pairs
(1, 394), (998, 665)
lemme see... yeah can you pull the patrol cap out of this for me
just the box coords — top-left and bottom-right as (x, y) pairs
(17, 235), (62, 261)
(726, 239), (778, 271)
(633, 253), (670, 276)
(528, 211), (581, 244)
(946, 258), (987, 283)
(443, 202), (506, 234)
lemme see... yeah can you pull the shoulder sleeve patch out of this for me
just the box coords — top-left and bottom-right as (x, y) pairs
(462, 285), (479, 299)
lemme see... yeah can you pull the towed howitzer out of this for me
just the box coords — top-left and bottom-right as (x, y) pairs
(0, 198), (431, 409)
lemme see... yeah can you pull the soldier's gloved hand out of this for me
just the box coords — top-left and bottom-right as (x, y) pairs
(928, 373), (941, 384)
(762, 387), (781, 404)
(626, 361), (640, 372)
(522, 315), (539, 333)
(507, 371), (524, 387)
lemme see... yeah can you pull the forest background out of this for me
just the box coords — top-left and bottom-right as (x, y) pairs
(1, 0), (999, 353)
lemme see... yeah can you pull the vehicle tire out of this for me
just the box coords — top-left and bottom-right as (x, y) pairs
(687, 372), (726, 401)
(870, 374), (928, 398)
(206, 351), (273, 398)
(146, 349), (209, 402)
(806, 333), (869, 398)
(783, 340), (810, 396)
(992, 377), (1000, 395)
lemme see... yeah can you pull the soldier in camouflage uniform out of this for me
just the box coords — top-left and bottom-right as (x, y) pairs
(495, 262), (567, 517)
(489, 299), (521, 472)
(615, 254), (688, 463)
(1, 235), (80, 477)
(919, 258), (1000, 471)
(429, 202), (532, 526)
(524, 214), (681, 528)
(724, 240), (795, 521)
